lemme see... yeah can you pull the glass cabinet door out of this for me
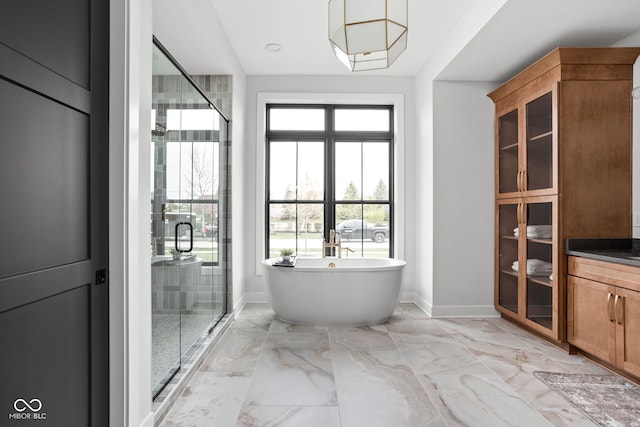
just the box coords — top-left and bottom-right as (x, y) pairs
(524, 198), (555, 331)
(525, 92), (553, 192)
(497, 201), (520, 314)
(497, 109), (519, 194)
(497, 90), (554, 197)
(498, 197), (556, 331)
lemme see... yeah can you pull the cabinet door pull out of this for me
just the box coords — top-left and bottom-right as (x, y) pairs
(615, 294), (624, 325)
(518, 170), (524, 192)
(518, 203), (524, 226)
(607, 293), (615, 322)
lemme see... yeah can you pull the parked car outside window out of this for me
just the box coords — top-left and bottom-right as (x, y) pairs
(335, 219), (388, 243)
(203, 223), (218, 238)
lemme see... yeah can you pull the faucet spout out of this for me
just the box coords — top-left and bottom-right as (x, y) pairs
(322, 229), (341, 258)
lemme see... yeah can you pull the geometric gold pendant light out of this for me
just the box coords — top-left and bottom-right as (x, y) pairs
(328, 0), (408, 71)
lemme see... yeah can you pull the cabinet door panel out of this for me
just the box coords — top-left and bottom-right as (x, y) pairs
(567, 276), (615, 363)
(524, 199), (554, 331)
(615, 287), (640, 377)
(496, 201), (520, 314)
(521, 196), (557, 337)
(525, 92), (554, 193)
(497, 109), (519, 195)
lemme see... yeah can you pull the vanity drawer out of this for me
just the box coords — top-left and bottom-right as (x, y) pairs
(568, 256), (640, 292)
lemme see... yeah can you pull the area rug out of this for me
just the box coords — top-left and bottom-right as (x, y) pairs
(533, 371), (640, 426)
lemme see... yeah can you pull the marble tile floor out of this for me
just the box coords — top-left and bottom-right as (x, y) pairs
(158, 303), (610, 426)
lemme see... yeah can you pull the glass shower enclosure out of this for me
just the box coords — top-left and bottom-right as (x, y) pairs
(151, 39), (229, 398)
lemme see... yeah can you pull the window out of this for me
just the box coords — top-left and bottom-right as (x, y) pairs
(266, 105), (393, 258)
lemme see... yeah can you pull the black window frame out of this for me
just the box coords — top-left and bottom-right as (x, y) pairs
(265, 104), (394, 258)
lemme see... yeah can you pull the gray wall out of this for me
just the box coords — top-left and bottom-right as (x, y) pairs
(431, 80), (497, 316)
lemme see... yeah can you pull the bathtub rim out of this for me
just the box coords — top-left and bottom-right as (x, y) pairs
(261, 256), (406, 272)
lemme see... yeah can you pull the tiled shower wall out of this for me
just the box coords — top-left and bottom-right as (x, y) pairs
(195, 75), (234, 317)
(193, 74), (233, 316)
(191, 75), (232, 118)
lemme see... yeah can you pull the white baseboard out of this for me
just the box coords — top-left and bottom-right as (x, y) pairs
(232, 293), (246, 316)
(413, 294), (499, 318)
(399, 291), (415, 303)
(138, 412), (154, 427)
(431, 304), (500, 318)
(243, 291), (268, 303)
(239, 290), (498, 318)
(414, 293), (433, 317)
(246, 292), (414, 305)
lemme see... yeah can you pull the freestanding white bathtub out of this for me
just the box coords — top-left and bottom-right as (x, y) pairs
(261, 257), (406, 326)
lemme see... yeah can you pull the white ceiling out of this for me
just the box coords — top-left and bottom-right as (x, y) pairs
(155, 0), (640, 81)
(439, 0), (640, 82)
(209, 0), (473, 76)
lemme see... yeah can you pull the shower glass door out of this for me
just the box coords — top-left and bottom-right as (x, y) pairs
(151, 40), (229, 398)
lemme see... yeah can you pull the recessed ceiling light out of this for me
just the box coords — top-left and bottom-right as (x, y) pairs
(265, 43), (282, 53)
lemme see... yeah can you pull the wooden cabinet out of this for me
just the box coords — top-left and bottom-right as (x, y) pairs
(489, 48), (640, 343)
(568, 256), (640, 378)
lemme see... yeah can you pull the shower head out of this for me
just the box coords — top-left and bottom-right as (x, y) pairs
(152, 123), (166, 137)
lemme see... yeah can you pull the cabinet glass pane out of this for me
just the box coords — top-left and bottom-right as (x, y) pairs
(498, 204), (519, 313)
(525, 201), (553, 329)
(526, 93), (553, 191)
(526, 282), (552, 329)
(498, 110), (518, 194)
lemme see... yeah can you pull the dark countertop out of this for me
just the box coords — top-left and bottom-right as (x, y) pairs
(566, 238), (640, 268)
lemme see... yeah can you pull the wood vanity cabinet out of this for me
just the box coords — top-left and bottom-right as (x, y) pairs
(488, 47), (640, 343)
(568, 256), (640, 379)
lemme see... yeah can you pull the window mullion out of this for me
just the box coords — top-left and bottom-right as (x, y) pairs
(325, 106), (335, 243)
(388, 109), (394, 257)
(295, 140), (299, 254)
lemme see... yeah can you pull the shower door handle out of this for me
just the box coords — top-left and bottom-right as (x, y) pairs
(175, 222), (194, 253)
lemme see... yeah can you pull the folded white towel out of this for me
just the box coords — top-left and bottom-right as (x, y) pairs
(528, 225), (552, 238)
(513, 225), (552, 238)
(528, 225), (552, 231)
(512, 259), (552, 276)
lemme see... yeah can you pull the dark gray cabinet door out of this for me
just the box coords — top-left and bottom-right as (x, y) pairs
(0, 0), (109, 425)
